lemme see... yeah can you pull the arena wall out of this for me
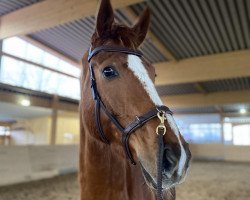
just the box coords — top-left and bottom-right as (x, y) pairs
(1, 144), (250, 186)
(190, 144), (250, 162)
(0, 145), (78, 186)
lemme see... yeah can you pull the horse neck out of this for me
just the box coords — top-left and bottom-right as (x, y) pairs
(79, 119), (156, 200)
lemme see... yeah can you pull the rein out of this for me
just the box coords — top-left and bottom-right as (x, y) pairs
(88, 45), (173, 200)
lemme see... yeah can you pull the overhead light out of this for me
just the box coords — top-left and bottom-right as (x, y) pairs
(64, 133), (74, 140)
(20, 99), (30, 107)
(239, 108), (247, 114)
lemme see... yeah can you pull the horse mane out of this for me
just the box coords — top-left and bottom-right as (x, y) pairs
(91, 23), (138, 49)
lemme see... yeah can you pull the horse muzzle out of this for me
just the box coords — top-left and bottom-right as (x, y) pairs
(140, 143), (192, 190)
(161, 143), (192, 188)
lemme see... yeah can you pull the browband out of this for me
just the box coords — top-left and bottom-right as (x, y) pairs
(88, 45), (143, 62)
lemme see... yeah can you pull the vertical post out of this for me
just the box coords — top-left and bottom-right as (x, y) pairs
(231, 123), (235, 145)
(220, 113), (224, 145)
(216, 106), (224, 144)
(50, 95), (58, 145)
(0, 40), (3, 78)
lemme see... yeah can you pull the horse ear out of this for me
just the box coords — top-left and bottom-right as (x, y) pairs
(95, 0), (114, 38)
(131, 7), (150, 47)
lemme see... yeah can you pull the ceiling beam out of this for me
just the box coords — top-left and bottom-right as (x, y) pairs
(162, 90), (250, 108)
(0, 52), (79, 79)
(0, 121), (14, 127)
(155, 50), (250, 86)
(123, 7), (176, 61)
(0, 91), (78, 112)
(1, 84), (249, 113)
(0, 0), (144, 39)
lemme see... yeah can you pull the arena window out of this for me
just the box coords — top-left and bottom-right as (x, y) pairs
(175, 114), (222, 144)
(233, 125), (250, 145)
(223, 117), (250, 146)
(0, 37), (80, 100)
(178, 123), (221, 144)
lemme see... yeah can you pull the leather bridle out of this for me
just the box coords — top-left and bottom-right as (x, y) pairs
(87, 45), (173, 200)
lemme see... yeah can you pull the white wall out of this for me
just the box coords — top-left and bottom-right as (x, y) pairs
(0, 145), (78, 186)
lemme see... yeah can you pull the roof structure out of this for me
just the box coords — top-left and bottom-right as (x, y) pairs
(0, 0), (249, 114)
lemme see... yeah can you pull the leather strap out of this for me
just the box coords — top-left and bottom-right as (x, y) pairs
(89, 64), (98, 100)
(157, 128), (165, 200)
(95, 100), (109, 144)
(122, 106), (172, 164)
(88, 45), (143, 62)
(124, 106), (172, 134)
(99, 99), (124, 132)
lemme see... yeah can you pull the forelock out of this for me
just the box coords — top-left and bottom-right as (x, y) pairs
(91, 23), (137, 49)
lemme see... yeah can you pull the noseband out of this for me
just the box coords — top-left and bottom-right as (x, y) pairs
(88, 45), (173, 200)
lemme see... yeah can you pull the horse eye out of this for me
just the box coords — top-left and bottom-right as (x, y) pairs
(102, 66), (119, 79)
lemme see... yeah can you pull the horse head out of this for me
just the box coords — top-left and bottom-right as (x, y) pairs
(81, 0), (191, 192)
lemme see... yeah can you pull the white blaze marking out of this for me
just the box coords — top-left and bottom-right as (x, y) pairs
(166, 115), (187, 176)
(127, 55), (186, 176)
(127, 55), (162, 105)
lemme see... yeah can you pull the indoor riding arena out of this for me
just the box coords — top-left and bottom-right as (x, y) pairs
(0, 0), (250, 200)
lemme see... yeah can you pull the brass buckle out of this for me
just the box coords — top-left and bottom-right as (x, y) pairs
(156, 111), (167, 135)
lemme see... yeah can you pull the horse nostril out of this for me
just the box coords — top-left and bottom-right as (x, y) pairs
(162, 146), (178, 173)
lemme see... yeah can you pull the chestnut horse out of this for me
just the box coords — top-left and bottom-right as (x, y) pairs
(79, 0), (191, 199)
